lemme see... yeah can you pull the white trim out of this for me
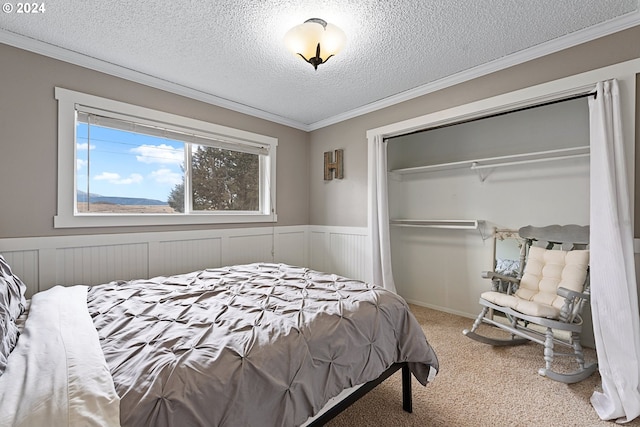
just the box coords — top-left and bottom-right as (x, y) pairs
(53, 213), (277, 228)
(2, 9), (639, 131)
(55, 87), (278, 228)
(306, 225), (368, 236)
(58, 88), (278, 146)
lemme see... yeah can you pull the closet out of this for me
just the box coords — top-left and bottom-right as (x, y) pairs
(385, 97), (591, 322)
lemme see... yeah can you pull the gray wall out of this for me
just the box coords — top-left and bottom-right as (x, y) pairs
(387, 98), (589, 169)
(0, 44), (310, 238)
(2, 26), (640, 239)
(308, 26), (640, 229)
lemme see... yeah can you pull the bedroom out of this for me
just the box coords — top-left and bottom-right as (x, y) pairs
(1, 2), (640, 426)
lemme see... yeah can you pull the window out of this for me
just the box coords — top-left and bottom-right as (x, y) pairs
(55, 88), (277, 228)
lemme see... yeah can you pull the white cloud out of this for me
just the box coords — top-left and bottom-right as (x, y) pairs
(149, 168), (182, 186)
(95, 172), (120, 181)
(77, 142), (96, 150)
(94, 172), (143, 185)
(131, 144), (183, 164)
(77, 159), (87, 170)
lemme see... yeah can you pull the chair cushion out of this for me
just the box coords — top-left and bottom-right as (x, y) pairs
(481, 246), (589, 319)
(481, 291), (561, 318)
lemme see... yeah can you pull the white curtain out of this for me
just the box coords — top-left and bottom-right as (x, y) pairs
(589, 79), (640, 423)
(369, 135), (397, 292)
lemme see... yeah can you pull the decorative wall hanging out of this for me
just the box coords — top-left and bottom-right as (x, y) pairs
(324, 149), (344, 180)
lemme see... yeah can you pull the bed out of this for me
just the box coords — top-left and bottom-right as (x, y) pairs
(0, 257), (438, 426)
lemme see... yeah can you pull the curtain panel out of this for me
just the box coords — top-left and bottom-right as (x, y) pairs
(369, 135), (397, 293)
(589, 79), (640, 423)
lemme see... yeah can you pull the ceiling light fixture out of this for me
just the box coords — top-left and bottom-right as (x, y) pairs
(284, 18), (346, 70)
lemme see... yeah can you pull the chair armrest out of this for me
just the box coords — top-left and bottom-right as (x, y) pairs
(481, 271), (520, 283)
(558, 286), (590, 323)
(481, 271), (520, 294)
(557, 287), (590, 302)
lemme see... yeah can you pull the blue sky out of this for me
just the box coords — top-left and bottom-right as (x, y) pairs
(76, 123), (184, 202)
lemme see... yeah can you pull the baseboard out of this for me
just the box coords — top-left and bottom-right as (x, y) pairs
(403, 298), (477, 320)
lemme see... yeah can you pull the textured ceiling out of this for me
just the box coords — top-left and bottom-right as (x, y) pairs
(1, 1), (639, 130)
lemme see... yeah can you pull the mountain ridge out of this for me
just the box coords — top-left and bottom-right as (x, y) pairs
(76, 190), (168, 206)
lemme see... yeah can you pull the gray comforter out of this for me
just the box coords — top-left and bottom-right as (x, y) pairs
(88, 263), (438, 427)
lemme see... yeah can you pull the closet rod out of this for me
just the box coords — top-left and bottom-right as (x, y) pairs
(386, 91), (597, 140)
(470, 153), (590, 170)
(390, 219), (481, 229)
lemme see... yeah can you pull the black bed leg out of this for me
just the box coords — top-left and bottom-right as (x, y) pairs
(401, 363), (412, 413)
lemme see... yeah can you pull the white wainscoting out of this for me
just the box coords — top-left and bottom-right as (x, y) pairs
(308, 226), (371, 282)
(3, 229), (638, 318)
(0, 225), (370, 297)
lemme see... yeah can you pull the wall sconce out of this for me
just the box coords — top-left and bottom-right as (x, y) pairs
(284, 18), (346, 70)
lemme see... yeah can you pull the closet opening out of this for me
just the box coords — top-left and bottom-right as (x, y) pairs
(382, 88), (595, 343)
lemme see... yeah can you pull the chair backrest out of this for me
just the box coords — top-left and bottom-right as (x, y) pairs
(518, 225), (589, 250)
(516, 225), (590, 321)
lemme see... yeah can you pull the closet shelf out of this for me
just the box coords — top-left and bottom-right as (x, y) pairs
(390, 219), (483, 230)
(389, 146), (590, 176)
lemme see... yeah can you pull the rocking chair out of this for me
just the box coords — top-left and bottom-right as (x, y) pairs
(463, 224), (597, 383)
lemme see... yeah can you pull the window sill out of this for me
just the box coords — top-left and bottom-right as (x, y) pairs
(53, 213), (277, 228)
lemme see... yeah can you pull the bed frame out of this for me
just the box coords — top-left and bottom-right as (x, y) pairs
(306, 362), (412, 426)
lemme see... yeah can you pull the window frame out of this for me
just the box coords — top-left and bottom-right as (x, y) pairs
(55, 87), (277, 228)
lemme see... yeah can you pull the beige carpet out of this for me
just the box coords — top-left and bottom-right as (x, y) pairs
(327, 304), (640, 427)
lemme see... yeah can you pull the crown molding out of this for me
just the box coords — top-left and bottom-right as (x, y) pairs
(307, 9), (640, 131)
(2, 8), (639, 134)
(0, 31), (311, 131)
